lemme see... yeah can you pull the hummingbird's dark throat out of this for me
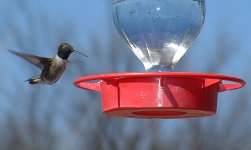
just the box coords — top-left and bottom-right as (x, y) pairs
(58, 52), (71, 60)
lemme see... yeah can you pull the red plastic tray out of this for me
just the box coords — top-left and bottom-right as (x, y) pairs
(74, 72), (245, 118)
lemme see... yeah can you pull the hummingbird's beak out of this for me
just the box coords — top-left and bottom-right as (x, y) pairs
(73, 50), (88, 57)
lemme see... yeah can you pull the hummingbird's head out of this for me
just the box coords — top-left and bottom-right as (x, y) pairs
(57, 42), (75, 60)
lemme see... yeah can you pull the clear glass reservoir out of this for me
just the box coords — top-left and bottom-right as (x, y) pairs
(113, 0), (205, 71)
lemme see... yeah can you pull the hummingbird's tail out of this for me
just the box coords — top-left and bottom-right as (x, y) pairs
(25, 76), (42, 84)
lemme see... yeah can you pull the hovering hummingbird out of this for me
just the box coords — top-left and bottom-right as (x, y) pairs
(9, 42), (87, 85)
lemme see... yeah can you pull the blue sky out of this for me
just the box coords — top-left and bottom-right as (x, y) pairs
(1, 0), (251, 74)
(0, 1), (250, 147)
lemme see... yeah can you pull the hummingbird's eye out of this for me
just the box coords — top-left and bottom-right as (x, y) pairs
(64, 47), (70, 51)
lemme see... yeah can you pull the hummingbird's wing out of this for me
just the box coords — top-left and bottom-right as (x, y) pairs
(9, 50), (52, 70)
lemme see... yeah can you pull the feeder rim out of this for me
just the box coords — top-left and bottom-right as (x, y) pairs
(75, 72), (245, 83)
(74, 72), (245, 92)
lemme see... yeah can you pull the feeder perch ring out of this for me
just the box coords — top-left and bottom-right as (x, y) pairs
(74, 72), (245, 118)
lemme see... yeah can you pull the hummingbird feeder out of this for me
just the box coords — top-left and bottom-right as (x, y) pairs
(74, 0), (245, 118)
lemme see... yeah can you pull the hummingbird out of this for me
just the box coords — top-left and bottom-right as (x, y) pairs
(9, 42), (87, 85)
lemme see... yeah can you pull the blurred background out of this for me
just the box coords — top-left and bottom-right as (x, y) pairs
(0, 0), (251, 149)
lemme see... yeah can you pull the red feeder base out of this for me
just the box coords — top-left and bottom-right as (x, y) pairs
(74, 72), (245, 118)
